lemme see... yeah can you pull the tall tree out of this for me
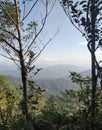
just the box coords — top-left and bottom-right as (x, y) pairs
(0, 0), (56, 119)
(60, 0), (102, 129)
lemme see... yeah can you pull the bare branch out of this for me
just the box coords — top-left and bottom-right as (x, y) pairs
(0, 27), (18, 41)
(7, 52), (20, 68)
(0, 53), (19, 62)
(31, 39), (50, 63)
(30, 30), (58, 63)
(1, 39), (19, 53)
(0, 53), (20, 68)
(22, 0), (26, 20)
(24, 0), (49, 54)
(22, 0), (38, 21)
(87, 41), (92, 53)
(44, 0), (56, 16)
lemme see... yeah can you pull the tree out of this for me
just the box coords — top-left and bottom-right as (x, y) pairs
(0, 0), (56, 119)
(60, 0), (102, 129)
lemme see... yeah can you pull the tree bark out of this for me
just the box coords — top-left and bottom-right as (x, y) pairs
(90, 0), (97, 129)
(14, 0), (28, 119)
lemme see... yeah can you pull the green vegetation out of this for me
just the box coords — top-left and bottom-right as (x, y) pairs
(0, 73), (102, 130)
(0, 75), (21, 129)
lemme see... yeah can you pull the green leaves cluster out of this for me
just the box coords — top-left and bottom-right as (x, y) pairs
(0, 0), (16, 27)
(0, 75), (21, 129)
(27, 79), (45, 112)
(61, 0), (102, 45)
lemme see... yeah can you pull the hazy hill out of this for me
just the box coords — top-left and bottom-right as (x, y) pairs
(0, 67), (20, 77)
(35, 75), (78, 96)
(0, 64), (85, 79)
(8, 75), (78, 96)
(0, 64), (90, 96)
(80, 69), (91, 77)
(34, 64), (85, 79)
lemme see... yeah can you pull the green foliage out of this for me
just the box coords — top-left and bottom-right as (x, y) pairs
(33, 72), (102, 130)
(61, 0), (102, 44)
(0, 75), (21, 127)
(0, 0), (17, 27)
(69, 72), (102, 130)
(27, 79), (45, 112)
(34, 96), (62, 130)
(0, 123), (9, 130)
(11, 116), (34, 130)
(1, 72), (102, 130)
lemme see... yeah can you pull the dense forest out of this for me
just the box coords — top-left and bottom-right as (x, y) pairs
(0, 0), (102, 130)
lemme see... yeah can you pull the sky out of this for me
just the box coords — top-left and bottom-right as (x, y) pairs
(1, 0), (102, 70)
(34, 1), (91, 69)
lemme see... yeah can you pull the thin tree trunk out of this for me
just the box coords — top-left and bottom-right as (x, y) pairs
(14, 0), (28, 119)
(20, 58), (29, 119)
(90, 0), (97, 129)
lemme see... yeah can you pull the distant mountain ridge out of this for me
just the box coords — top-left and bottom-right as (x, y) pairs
(34, 64), (85, 79)
(0, 64), (85, 79)
(35, 75), (79, 96)
(80, 69), (91, 77)
(0, 64), (90, 96)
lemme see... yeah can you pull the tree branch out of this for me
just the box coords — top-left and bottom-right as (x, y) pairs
(0, 2), (17, 26)
(24, 0), (49, 55)
(0, 53), (19, 62)
(0, 27), (18, 41)
(61, 1), (88, 40)
(22, 0), (38, 21)
(0, 52), (20, 69)
(1, 39), (19, 53)
(30, 30), (58, 64)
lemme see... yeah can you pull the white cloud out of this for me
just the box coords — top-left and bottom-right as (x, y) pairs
(45, 57), (64, 62)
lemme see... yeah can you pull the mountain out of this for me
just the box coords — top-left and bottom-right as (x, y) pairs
(80, 69), (91, 77)
(35, 75), (78, 96)
(0, 64), (20, 77)
(8, 74), (79, 96)
(0, 64), (85, 79)
(0, 64), (89, 96)
(34, 64), (85, 79)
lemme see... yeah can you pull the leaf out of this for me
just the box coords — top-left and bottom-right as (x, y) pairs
(31, 106), (36, 110)
(72, 14), (77, 18)
(74, 18), (78, 23)
(78, 11), (83, 17)
(99, 39), (102, 46)
(71, 5), (78, 14)
(79, 1), (86, 5)
(80, 17), (85, 25)
(31, 100), (38, 105)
